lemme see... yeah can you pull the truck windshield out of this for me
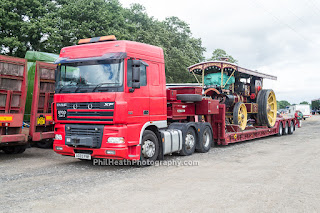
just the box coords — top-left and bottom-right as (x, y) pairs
(56, 59), (123, 93)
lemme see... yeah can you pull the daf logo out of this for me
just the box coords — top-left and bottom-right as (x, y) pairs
(88, 103), (93, 109)
(57, 103), (67, 107)
(73, 104), (78, 109)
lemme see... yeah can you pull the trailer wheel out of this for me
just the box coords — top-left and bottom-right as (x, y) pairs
(37, 139), (53, 149)
(288, 121), (294, 134)
(233, 102), (248, 131)
(277, 122), (283, 136)
(283, 122), (289, 135)
(180, 127), (196, 156)
(176, 94), (202, 102)
(140, 130), (159, 162)
(196, 126), (213, 153)
(257, 89), (277, 128)
(2, 146), (26, 154)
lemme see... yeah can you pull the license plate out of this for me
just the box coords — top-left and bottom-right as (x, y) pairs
(75, 153), (91, 160)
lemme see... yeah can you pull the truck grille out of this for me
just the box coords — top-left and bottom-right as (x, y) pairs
(56, 102), (114, 122)
(65, 124), (104, 148)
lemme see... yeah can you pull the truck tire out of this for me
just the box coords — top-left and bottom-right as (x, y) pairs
(283, 121), (289, 135)
(2, 146), (26, 154)
(140, 130), (159, 163)
(277, 122), (283, 136)
(288, 121), (294, 134)
(180, 127), (196, 156)
(196, 125), (213, 153)
(176, 94), (202, 102)
(257, 89), (277, 128)
(37, 139), (53, 148)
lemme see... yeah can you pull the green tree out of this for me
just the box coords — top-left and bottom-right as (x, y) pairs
(0, 0), (205, 83)
(122, 5), (205, 83)
(277, 100), (290, 109)
(161, 16), (205, 83)
(210, 48), (238, 64)
(300, 101), (309, 105)
(0, 0), (56, 57)
(43, 0), (128, 54)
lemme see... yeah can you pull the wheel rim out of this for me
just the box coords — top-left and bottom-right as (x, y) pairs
(185, 133), (195, 150)
(142, 140), (156, 158)
(237, 103), (248, 130)
(203, 130), (210, 147)
(267, 91), (277, 127)
(279, 124), (282, 134)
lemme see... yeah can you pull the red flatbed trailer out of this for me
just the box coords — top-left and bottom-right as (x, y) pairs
(52, 36), (296, 162)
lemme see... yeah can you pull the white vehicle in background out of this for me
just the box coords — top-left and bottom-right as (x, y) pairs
(288, 104), (311, 120)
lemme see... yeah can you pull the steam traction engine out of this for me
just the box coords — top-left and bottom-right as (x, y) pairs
(187, 61), (277, 130)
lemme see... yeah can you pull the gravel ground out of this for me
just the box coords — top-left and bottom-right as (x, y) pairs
(1, 116), (320, 212)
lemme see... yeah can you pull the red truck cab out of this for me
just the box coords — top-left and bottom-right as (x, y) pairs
(53, 36), (167, 160)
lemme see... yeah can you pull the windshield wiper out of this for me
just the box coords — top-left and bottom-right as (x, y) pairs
(92, 83), (113, 92)
(74, 84), (89, 93)
(56, 82), (78, 93)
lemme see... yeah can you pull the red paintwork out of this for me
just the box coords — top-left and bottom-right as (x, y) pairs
(172, 87), (202, 95)
(53, 39), (294, 160)
(54, 40), (166, 158)
(29, 61), (56, 141)
(0, 55), (28, 145)
(195, 99), (219, 115)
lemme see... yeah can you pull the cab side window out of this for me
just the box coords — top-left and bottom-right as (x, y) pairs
(127, 59), (147, 87)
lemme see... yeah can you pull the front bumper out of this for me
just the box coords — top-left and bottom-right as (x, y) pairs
(53, 123), (142, 160)
(53, 144), (140, 160)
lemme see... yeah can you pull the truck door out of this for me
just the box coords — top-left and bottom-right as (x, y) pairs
(126, 59), (150, 124)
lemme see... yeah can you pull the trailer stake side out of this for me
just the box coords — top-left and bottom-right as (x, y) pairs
(0, 55), (28, 154)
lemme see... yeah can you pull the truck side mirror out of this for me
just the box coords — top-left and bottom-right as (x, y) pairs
(132, 60), (141, 89)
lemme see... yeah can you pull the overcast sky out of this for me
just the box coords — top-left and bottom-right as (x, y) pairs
(120, 0), (320, 104)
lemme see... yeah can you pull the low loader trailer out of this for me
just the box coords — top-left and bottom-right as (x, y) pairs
(53, 35), (296, 162)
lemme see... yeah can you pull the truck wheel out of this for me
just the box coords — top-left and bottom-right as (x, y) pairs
(283, 122), (289, 135)
(37, 139), (53, 148)
(176, 94), (202, 102)
(196, 126), (213, 153)
(277, 122), (283, 136)
(288, 121), (294, 134)
(2, 146), (26, 154)
(140, 130), (159, 162)
(233, 102), (248, 131)
(257, 89), (277, 128)
(180, 127), (196, 156)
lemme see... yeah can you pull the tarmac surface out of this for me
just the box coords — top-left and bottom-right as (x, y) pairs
(1, 116), (319, 212)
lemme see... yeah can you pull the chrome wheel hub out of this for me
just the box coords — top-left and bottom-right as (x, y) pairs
(142, 140), (155, 158)
(185, 134), (195, 150)
(203, 131), (210, 147)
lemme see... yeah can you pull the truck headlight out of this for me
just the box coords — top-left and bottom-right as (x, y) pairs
(107, 137), (125, 143)
(55, 134), (62, 140)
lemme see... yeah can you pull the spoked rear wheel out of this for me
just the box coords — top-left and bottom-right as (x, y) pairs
(257, 89), (277, 127)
